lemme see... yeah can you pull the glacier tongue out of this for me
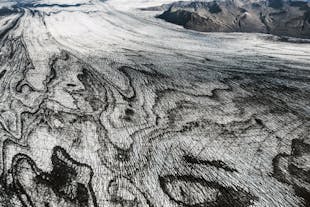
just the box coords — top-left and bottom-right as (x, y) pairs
(0, 0), (310, 207)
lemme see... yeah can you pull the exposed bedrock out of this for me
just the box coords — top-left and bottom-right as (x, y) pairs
(155, 0), (310, 38)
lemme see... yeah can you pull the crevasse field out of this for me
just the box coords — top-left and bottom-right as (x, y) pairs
(0, 0), (310, 206)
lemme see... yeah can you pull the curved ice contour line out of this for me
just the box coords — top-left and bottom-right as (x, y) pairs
(0, 0), (310, 206)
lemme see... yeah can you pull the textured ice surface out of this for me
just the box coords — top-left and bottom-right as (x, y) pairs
(0, 0), (310, 206)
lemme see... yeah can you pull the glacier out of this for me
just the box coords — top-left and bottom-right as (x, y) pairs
(0, 0), (310, 206)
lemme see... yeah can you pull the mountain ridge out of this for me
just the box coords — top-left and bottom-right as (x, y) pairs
(149, 0), (310, 38)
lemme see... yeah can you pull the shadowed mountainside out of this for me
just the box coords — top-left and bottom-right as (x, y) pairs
(153, 0), (310, 38)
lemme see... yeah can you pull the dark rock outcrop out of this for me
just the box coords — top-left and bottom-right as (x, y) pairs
(154, 0), (310, 38)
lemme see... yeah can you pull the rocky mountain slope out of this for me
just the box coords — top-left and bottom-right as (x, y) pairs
(154, 0), (310, 38)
